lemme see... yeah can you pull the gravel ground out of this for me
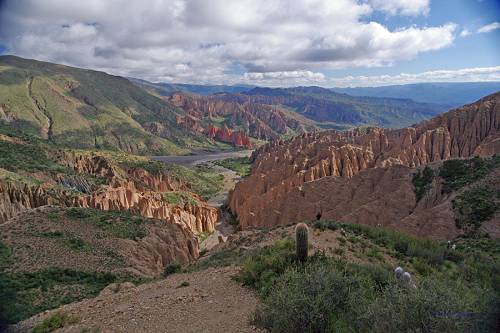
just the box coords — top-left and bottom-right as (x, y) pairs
(9, 267), (266, 333)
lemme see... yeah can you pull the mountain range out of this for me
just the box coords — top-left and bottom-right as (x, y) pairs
(332, 82), (500, 106)
(0, 55), (226, 155)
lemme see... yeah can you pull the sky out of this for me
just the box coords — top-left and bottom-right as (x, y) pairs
(0, 0), (499, 87)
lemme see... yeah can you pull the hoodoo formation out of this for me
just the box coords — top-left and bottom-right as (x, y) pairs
(229, 92), (500, 239)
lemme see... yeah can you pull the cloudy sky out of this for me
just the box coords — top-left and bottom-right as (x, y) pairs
(0, 0), (499, 87)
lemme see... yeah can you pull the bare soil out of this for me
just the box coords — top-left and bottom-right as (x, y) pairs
(9, 267), (266, 333)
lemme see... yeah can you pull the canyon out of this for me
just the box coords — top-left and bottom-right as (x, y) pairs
(229, 92), (500, 239)
(167, 92), (315, 146)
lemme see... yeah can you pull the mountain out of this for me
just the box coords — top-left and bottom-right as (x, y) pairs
(229, 92), (500, 239)
(0, 55), (225, 155)
(166, 92), (318, 144)
(332, 82), (500, 106)
(129, 78), (253, 96)
(241, 86), (447, 129)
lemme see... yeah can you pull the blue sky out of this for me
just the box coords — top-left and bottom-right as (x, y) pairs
(329, 0), (500, 77)
(0, 0), (499, 87)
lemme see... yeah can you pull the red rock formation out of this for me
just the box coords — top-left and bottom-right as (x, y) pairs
(166, 92), (312, 143)
(229, 93), (500, 238)
(205, 124), (252, 148)
(0, 151), (219, 235)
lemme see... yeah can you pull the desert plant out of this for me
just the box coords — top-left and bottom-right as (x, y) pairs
(163, 262), (181, 276)
(295, 223), (309, 263)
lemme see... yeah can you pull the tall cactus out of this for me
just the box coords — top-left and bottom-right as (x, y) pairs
(295, 223), (309, 262)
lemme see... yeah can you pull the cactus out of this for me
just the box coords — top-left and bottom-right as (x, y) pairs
(295, 223), (309, 262)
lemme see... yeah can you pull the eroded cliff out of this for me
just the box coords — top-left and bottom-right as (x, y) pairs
(229, 93), (500, 238)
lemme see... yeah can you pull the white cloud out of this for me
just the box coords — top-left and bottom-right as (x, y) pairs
(330, 66), (500, 87)
(369, 0), (430, 16)
(0, 0), (456, 85)
(477, 22), (500, 33)
(459, 29), (471, 37)
(243, 70), (326, 86)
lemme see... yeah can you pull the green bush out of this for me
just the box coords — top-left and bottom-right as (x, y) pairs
(453, 187), (499, 232)
(213, 156), (252, 177)
(439, 156), (500, 193)
(412, 166), (434, 201)
(63, 236), (91, 251)
(32, 312), (79, 333)
(238, 239), (296, 297)
(253, 262), (371, 333)
(0, 268), (120, 325)
(364, 279), (497, 333)
(163, 262), (181, 276)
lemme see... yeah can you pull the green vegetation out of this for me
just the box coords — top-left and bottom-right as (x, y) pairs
(0, 138), (68, 174)
(213, 156), (252, 177)
(65, 208), (150, 240)
(439, 156), (500, 193)
(0, 55), (223, 155)
(0, 240), (12, 270)
(163, 191), (199, 206)
(412, 165), (434, 201)
(178, 281), (190, 288)
(32, 312), (79, 333)
(117, 157), (224, 200)
(226, 221), (498, 332)
(62, 236), (92, 251)
(0, 268), (142, 325)
(163, 263), (181, 276)
(238, 239), (297, 297)
(453, 187), (499, 232)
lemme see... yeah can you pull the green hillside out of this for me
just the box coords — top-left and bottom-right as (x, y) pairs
(0, 55), (222, 155)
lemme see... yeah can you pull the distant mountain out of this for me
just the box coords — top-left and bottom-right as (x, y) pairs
(0, 55), (223, 155)
(242, 86), (447, 129)
(129, 78), (253, 96)
(331, 82), (500, 106)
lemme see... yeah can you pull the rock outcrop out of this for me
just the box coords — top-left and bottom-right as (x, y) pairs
(167, 92), (313, 143)
(0, 151), (218, 235)
(229, 92), (500, 238)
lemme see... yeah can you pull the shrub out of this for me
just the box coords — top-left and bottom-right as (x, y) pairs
(412, 166), (434, 201)
(178, 281), (190, 288)
(32, 312), (79, 333)
(252, 262), (371, 333)
(439, 156), (500, 193)
(238, 239), (296, 297)
(163, 262), (181, 276)
(364, 278), (497, 333)
(295, 223), (309, 263)
(65, 208), (91, 219)
(63, 237), (90, 251)
(453, 187), (499, 232)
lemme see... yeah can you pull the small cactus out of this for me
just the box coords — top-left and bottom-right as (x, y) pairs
(295, 223), (309, 262)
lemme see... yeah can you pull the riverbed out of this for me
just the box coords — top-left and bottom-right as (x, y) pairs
(151, 150), (253, 167)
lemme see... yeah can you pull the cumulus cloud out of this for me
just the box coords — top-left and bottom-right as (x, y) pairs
(477, 22), (500, 33)
(0, 0), (456, 84)
(330, 66), (500, 87)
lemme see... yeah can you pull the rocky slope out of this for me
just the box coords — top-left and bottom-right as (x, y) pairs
(0, 55), (222, 155)
(242, 86), (446, 128)
(167, 92), (315, 145)
(229, 92), (500, 239)
(0, 151), (218, 235)
(0, 124), (220, 238)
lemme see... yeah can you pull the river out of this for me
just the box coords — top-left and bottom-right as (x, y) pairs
(151, 150), (253, 167)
